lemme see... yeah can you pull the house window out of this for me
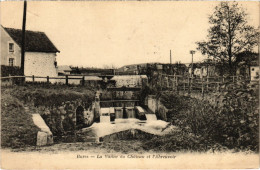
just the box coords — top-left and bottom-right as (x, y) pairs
(252, 68), (254, 71)
(9, 43), (14, 52)
(9, 58), (14, 66)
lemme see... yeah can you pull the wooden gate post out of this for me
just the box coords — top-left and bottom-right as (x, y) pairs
(32, 75), (35, 82)
(47, 76), (49, 84)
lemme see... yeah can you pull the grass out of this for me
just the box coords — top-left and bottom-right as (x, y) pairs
(1, 91), (40, 148)
(5, 83), (96, 107)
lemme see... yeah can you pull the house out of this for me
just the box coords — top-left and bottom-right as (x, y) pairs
(57, 65), (72, 75)
(235, 52), (259, 81)
(1, 26), (59, 81)
(188, 61), (217, 78)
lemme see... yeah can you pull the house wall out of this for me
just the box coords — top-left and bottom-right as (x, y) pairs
(1, 27), (21, 67)
(24, 52), (58, 80)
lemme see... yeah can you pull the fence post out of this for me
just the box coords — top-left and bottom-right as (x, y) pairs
(183, 78), (186, 93)
(66, 75), (68, 85)
(47, 76), (49, 84)
(160, 74), (163, 90)
(166, 76), (169, 89)
(206, 76), (209, 92)
(82, 76), (85, 86)
(190, 76), (193, 93)
(201, 77), (204, 96)
(172, 78), (174, 91)
(32, 75), (35, 82)
(175, 76), (178, 92)
(188, 76), (190, 94)
(9, 74), (13, 86)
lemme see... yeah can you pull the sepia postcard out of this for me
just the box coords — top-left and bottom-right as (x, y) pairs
(0, 0), (259, 169)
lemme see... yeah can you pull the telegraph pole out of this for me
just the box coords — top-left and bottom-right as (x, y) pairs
(170, 50), (173, 75)
(170, 50), (172, 64)
(21, 1), (27, 76)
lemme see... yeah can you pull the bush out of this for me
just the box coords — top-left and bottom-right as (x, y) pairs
(1, 65), (23, 77)
(159, 80), (259, 151)
(142, 130), (225, 152)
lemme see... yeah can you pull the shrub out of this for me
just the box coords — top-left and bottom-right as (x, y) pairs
(159, 80), (259, 151)
(1, 65), (23, 77)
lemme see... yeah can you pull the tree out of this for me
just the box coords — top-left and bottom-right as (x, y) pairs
(196, 2), (259, 75)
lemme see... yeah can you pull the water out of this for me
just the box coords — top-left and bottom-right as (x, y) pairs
(145, 114), (157, 121)
(126, 108), (136, 118)
(115, 108), (123, 119)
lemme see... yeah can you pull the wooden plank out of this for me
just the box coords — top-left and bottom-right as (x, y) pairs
(107, 87), (141, 91)
(100, 100), (140, 103)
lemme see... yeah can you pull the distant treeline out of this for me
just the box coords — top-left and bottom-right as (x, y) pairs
(70, 67), (114, 75)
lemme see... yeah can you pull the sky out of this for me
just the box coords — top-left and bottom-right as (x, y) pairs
(1, 1), (259, 68)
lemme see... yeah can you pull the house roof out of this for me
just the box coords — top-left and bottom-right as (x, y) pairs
(58, 65), (72, 72)
(4, 27), (59, 53)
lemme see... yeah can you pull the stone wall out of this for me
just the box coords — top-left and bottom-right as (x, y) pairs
(147, 95), (168, 121)
(38, 99), (96, 136)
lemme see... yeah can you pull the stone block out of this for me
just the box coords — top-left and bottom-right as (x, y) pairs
(37, 131), (48, 146)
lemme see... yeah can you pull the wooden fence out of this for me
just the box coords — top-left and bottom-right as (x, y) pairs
(151, 73), (258, 94)
(0, 75), (87, 86)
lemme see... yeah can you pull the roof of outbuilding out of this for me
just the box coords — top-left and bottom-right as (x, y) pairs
(58, 65), (72, 72)
(4, 27), (59, 53)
